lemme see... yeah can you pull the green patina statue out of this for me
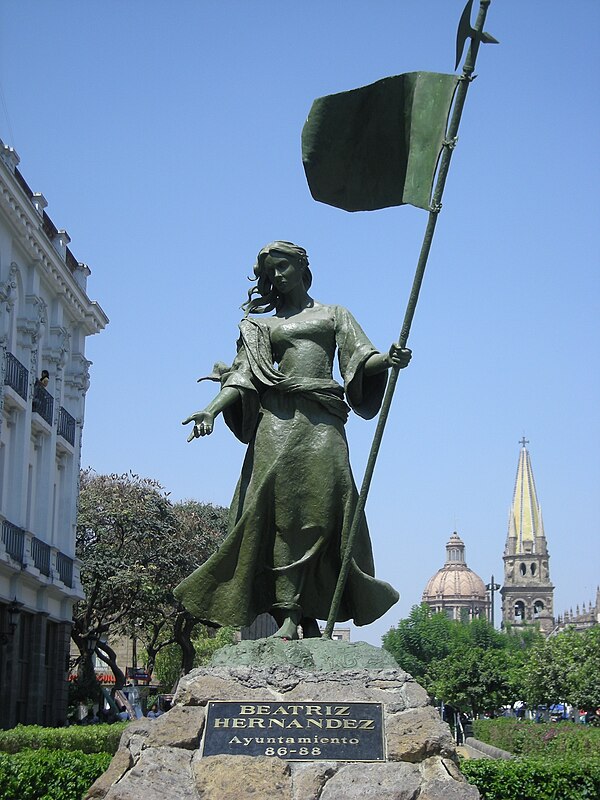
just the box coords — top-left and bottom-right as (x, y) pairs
(175, 242), (411, 640)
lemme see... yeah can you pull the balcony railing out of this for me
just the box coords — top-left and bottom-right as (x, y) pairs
(2, 518), (75, 588)
(58, 407), (76, 446)
(1, 520), (25, 564)
(31, 536), (51, 576)
(4, 352), (29, 400)
(32, 383), (54, 425)
(56, 552), (73, 588)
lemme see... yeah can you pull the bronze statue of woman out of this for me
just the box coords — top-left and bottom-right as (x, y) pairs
(175, 241), (411, 639)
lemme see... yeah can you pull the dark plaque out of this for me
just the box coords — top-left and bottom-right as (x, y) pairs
(202, 701), (385, 761)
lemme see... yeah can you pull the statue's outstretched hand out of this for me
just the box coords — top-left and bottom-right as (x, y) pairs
(388, 344), (412, 369)
(183, 411), (215, 442)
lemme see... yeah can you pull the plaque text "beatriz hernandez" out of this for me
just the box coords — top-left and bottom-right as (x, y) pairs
(202, 701), (385, 761)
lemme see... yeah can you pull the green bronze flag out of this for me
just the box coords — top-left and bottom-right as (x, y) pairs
(302, 71), (459, 212)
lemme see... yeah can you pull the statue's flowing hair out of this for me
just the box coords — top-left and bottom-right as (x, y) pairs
(242, 241), (312, 315)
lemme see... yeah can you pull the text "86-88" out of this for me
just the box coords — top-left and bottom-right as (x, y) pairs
(264, 746), (321, 757)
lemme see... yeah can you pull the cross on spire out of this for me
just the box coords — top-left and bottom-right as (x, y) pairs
(519, 436), (529, 449)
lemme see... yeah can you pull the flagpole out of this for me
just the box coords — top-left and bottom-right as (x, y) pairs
(323, 0), (495, 639)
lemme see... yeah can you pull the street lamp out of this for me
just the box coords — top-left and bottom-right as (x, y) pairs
(0, 599), (23, 646)
(86, 632), (99, 660)
(80, 632), (100, 688)
(486, 576), (501, 627)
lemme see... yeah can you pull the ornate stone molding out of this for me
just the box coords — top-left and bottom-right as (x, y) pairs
(64, 354), (91, 396)
(0, 143), (20, 170)
(0, 262), (18, 310)
(0, 169), (107, 334)
(47, 326), (71, 369)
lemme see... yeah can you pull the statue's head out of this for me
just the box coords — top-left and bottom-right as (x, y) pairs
(243, 241), (312, 315)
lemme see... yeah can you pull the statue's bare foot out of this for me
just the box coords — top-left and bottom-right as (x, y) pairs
(271, 617), (299, 640)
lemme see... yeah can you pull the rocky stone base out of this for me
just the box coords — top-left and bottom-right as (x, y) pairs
(86, 647), (479, 800)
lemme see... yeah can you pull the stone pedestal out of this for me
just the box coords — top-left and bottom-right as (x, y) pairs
(86, 641), (479, 800)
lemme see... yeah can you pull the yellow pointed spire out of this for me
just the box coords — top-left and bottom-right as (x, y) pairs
(507, 438), (545, 554)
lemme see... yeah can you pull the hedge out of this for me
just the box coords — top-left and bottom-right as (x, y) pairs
(473, 718), (600, 759)
(0, 749), (111, 800)
(0, 723), (127, 755)
(462, 756), (600, 800)
(464, 719), (600, 799)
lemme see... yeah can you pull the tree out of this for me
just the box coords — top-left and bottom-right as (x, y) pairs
(429, 648), (521, 717)
(73, 470), (180, 693)
(138, 500), (228, 676)
(151, 625), (236, 690)
(520, 626), (600, 712)
(567, 627), (600, 712)
(382, 605), (455, 681)
(73, 470), (228, 695)
(383, 605), (536, 714)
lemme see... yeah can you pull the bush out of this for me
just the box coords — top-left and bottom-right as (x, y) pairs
(0, 723), (127, 755)
(473, 718), (600, 758)
(461, 756), (600, 800)
(464, 719), (600, 799)
(0, 749), (111, 800)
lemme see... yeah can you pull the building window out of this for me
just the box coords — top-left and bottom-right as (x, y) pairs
(514, 601), (525, 622)
(15, 612), (33, 724)
(534, 600), (544, 618)
(520, 563), (527, 576)
(530, 563), (536, 576)
(44, 622), (58, 726)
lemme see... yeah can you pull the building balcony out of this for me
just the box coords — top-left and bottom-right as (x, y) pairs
(31, 536), (51, 576)
(32, 383), (54, 425)
(3, 352), (29, 400)
(56, 552), (73, 588)
(1, 515), (76, 592)
(1, 519), (25, 562)
(57, 406), (76, 446)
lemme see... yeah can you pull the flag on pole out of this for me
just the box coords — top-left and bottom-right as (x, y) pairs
(302, 71), (459, 212)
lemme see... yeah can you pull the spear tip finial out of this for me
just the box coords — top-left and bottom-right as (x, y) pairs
(455, 0), (499, 71)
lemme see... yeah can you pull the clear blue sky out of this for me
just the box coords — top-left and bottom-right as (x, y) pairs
(2, 1), (598, 646)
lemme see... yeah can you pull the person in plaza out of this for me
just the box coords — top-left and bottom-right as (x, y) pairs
(147, 703), (163, 719)
(176, 242), (411, 639)
(80, 707), (99, 725)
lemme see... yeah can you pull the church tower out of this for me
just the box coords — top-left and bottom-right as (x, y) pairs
(501, 439), (554, 634)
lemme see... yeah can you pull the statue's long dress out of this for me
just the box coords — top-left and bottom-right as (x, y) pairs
(174, 305), (399, 627)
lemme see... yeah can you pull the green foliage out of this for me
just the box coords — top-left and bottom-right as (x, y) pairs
(429, 647), (520, 717)
(152, 625), (237, 689)
(461, 757), (600, 800)
(152, 642), (183, 690)
(192, 625), (236, 666)
(383, 606), (600, 718)
(0, 723), (127, 755)
(520, 626), (600, 711)
(464, 718), (600, 798)
(172, 500), (229, 564)
(74, 470), (228, 685)
(502, 624), (544, 652)
(0, 748), (111, 800)
(382, 604), (455, 681)
(75, 469), (181, 635)
(473, 718), (600, 759)
(383, 605), (528, 715)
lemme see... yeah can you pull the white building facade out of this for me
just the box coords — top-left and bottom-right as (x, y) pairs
(0, 139), (108, 727)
